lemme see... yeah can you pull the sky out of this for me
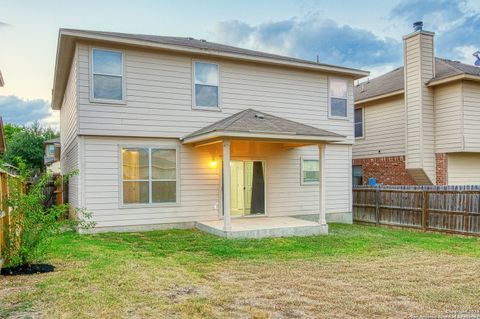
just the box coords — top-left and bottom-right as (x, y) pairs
(1, 0), (479, 129)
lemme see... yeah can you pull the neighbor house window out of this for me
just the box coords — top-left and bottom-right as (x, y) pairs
(353, 165), (363, 186)
(354, 107), (364, 138)
(92, 48), (124, 101)
(194, 61), (219, 108)
(122, 148), (177, 204)
(48, 144), (55, 155)
(329, 78), (348, 118)
(301, 158), (319, 184)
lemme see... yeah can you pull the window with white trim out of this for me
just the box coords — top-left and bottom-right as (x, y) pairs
(301, 158), (319, 184)
(329, 78), (348, 118)
(352, 165), (363, 186)
(122, 148), (177, 204)
(194, 61), (219, 108)
(354, 107), (364, 138)
(92, 48), (124, 101)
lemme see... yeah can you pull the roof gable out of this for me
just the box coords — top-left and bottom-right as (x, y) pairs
(354, 58), (480, 103)
(183, 109), (344, 143)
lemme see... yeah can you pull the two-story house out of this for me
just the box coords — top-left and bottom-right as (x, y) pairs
(353, 22), (480, 186)
(51, 29), (368, 236)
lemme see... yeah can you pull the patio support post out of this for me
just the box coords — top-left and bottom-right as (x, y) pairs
(318, 143), (327, 225)
(223, 139), (231, 231)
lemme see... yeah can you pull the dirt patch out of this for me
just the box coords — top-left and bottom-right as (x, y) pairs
(166, 284), (211, 303)
(209, 253), (480, 319)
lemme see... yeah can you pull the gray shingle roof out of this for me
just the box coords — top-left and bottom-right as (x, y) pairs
(354, 58), (480, 102)
(61, 28), (366, 75)
(183, 109), (344, 141)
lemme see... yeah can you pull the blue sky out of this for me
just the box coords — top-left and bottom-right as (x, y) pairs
(0, 0), (479, 128)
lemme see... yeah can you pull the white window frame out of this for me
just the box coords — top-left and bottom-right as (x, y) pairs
(328, 77), (349, 120)
(192, 60), (221, 111)
(90, 47), (126, 104)
(354, 107), (365, 139)
(300, 156), (319, 185)
(119, 145), (180, 208)
(352, 165), (363, 186)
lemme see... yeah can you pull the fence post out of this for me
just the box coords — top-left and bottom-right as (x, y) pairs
(421, 191), (428, 231)
(375, 188), (380, 226)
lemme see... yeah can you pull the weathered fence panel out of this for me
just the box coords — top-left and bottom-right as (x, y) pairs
(353, 185), (480, 236)
(0, 171), (11, 267)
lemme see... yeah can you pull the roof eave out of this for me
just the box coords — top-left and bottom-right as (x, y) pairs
(354, 89), (405, 104)
(51, 31), (77, 110)
(427, 74), (480, 87)
(182, 130), (346, 145)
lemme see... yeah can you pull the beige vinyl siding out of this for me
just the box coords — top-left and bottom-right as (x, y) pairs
(448, 153), (480, 185)
(462, 81), (480, 151)
(434, 82), (463, 152)
(82, 136), (351, 228)
(60, 45), (78, 153)
(353, 96), (405, 159)
(61, 140), (79, 208)
(404, 32), (436, 183)
(76, 43), (354, 144)
(83, 136), (219, 228)
(59, 46), (80, 208)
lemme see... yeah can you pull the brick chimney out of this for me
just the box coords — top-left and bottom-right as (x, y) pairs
(403, 21), (436, 185)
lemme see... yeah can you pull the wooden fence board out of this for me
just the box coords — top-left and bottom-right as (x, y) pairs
(353, 185), (480, 236)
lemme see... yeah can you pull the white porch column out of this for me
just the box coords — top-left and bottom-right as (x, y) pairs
(318, 143), (327, 225)
(223, 140), (231, 231)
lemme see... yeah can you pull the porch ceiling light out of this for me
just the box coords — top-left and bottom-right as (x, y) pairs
(209, 159), (218, 169)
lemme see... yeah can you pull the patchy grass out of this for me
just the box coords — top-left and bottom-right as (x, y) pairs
(1, 224), (479, 318)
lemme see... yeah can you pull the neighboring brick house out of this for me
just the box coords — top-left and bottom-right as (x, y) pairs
(353, 22), (480, 186)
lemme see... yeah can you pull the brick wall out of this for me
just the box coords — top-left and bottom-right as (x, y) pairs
(353, 156), (417, 185)
(435, 153), (448, 185)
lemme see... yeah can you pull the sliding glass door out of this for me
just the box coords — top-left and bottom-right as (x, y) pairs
(229, 160), (265, 217)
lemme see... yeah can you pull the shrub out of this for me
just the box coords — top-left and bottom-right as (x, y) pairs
(2, 163), (94, 268)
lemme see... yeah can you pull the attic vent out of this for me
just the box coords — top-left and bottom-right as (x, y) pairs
(254, 113), (265, 119)
(187, 37), (194, 40)
(200, 39), (207, 42)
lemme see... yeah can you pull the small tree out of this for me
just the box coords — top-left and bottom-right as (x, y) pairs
(2, 163), (93, 268)
(2, 122), (60, 172)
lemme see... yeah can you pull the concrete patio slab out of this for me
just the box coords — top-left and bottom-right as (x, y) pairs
(196, 216), (328, 239)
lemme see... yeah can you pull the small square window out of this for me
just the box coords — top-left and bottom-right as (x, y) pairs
(301, 158), (319, 184)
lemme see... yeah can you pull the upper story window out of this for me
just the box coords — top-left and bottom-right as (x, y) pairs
(193, 61), (219, 109)
(354, 107), (364, 138)
(329, 78), (348, 118)
(122, 147), (177, 205)
(91, 48), (124, 102)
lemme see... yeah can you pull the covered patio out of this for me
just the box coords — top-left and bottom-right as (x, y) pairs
(182, 109), (346, 238)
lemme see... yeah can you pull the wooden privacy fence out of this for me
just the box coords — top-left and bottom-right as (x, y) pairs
(0, 170), (12, 267)
(43, 174), (64, 208)
(353, 185), (480, 236)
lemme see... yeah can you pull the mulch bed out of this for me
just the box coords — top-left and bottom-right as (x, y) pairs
(1, 264), (55, 276)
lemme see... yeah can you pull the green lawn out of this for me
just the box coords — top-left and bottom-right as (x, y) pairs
(1, 224), (480, 318)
